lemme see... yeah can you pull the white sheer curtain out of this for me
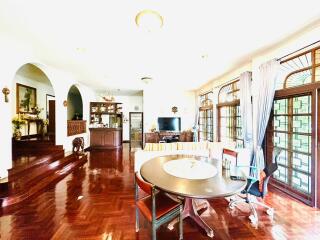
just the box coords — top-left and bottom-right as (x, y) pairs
(252, 59), (280, 176)
(193, 95), (200, 142)
(239, 71), (253, 148)
(212, 88), (220, 142)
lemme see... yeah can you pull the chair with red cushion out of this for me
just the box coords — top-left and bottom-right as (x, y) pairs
(222, 148), (238, 168)
(229, 149), (281, 224)
(135, 172), (183, 240)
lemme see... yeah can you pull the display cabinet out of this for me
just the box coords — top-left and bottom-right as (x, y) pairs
(90, 102), (123, 127)
(89, 102), (123, 149)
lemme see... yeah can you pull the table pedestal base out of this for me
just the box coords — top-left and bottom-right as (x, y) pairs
(168, 198), (214, 238)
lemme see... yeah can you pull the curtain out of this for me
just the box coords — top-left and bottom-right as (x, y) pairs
(239, 71), (253, 148)
(252, 59), (280, 177)
(193, 95), (200, 142)
(212, 88), (220, 142)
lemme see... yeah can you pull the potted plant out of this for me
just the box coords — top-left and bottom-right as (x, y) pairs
(12, 114), (25, 140)
(42, 119), (49, 137)
(32, 105), (43, 118)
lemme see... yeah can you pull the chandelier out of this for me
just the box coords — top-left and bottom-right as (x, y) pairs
(102, 90), (115, 102)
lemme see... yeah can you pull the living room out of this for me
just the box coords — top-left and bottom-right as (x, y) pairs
(1, 1), (320, 239)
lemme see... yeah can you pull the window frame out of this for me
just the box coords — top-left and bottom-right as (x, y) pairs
(266, 45), (320, 207)
(198, 91), (214, 142)
(217, 80), (243, 147)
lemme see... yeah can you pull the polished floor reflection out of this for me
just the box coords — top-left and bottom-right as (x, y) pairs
(1, 144), (320, 239)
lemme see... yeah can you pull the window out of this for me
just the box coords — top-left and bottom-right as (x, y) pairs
(199, 92), (213, 141)
(217, 80), (243, 147)
(272, 95), (312, 194)
(266, 46), (320, 206)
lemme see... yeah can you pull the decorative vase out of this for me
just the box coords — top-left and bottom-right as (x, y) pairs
(14, 129), (22, 140)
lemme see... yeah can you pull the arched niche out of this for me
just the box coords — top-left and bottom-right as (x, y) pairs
(12, 63), (56, 141)
(67, 85), (83, 120)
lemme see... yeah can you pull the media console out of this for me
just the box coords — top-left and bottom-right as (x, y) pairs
(144, 131), (193, 144)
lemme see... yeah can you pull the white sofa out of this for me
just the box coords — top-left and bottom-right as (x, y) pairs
(134, 141), (252, 173)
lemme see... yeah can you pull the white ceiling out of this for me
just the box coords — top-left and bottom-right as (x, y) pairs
(1, 0), (320, 91)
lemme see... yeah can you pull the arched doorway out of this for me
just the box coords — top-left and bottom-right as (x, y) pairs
(11, 63), (56, 158)
(67, 85), (83, 121)
(67, 85), (86, 137)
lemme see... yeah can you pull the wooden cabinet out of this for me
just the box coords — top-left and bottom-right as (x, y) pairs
(89, 128), (122, 149)
(145, 132), (160, 143)
(179, 131), (194, 142)
(67, 120), (86, 136)
(89, 102), (123, 149)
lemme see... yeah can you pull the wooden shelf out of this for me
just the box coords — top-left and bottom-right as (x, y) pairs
(90, 102), (123, 124)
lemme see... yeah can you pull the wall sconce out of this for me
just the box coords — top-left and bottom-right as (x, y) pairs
(172, 106), (178, 114)
(63, 100), (68, 107)
(2, 87), (10, 103)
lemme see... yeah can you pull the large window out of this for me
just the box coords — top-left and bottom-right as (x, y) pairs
(199, 92), (213, 141)
(266, 46), (320, 206)
(272, 95), (312, 194)
(217, 80), (243, 147)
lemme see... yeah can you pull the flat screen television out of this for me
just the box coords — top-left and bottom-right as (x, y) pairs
(158, 117), (181, 132)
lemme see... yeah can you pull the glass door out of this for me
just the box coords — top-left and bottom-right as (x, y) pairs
(268, 92), (316, 206)
(129, 112), (143, 150)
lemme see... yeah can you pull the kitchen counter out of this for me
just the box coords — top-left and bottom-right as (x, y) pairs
(89, 127), (122, 149)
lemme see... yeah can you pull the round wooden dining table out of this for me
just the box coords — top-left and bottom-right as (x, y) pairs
(140, 154), (247, 238)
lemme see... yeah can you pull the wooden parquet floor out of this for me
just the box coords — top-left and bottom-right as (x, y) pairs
(1, 144), (320, 240)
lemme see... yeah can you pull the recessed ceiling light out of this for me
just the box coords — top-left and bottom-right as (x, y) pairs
(76, 47), (86, 53)
(201, 54), (208, 59)
(135, 10), (164, 32)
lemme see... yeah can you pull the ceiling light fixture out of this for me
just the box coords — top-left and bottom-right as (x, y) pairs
(135, 10), (164, 32)
(102, 90), (115, 102)
(141, 76), (153, 84)
(201, 54), (209, 59)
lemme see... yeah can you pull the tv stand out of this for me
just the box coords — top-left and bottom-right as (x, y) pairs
(144, 131), (193, 143)
(161, 133), (180, 143)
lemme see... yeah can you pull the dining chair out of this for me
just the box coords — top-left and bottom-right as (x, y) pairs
(222, 148), (238, 169)
(229, 149), (282, 225)
(135, 172), (183, 240)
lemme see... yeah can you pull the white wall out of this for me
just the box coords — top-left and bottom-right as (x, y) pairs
(0, 35), (36, 177)
(143, 87), (196, 132)
(117, 95), (143, 141)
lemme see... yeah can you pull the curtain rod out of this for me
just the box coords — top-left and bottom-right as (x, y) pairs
(277, 40), (320, 62)
(213, 76), (240, 90)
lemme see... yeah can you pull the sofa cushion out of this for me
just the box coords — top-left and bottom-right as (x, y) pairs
(144, 143), (178, 151)
(177, 142), (208, 150)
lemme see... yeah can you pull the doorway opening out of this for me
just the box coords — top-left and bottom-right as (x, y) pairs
(129, 112), (143, 150)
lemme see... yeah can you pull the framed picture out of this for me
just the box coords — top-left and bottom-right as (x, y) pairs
(16, 83), (37, 113)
